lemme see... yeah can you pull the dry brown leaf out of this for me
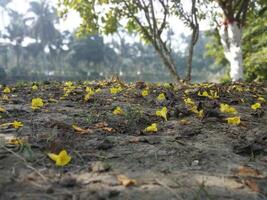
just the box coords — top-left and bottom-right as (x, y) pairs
(128, 137), (141, 143)
(245, 179), (261, 193)
(232, 166), (261, 177)
(179, 119), (191, 125)
(72, 125), (94, 134)
(102, 127), (114, 132)
(117, 175), (137, 187)
(94, 122), (109, 128)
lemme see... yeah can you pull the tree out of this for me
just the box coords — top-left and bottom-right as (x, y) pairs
(205, 0), (267, 81)
(58, 0), (181, 82)
(172, 0), (199, 81)
(27, 0), (61, 72)
(6, 10), (28, 69)
(211, 0), (250, 81)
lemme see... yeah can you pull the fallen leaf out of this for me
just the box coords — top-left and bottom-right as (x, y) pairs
(72, 125), (94, 134)
(245, 179), (261, 193)
(117, 175), (136, 187)
(102, 127), (114, 132)
(179, 119), (191, 125)
(232, 166), (261, 177)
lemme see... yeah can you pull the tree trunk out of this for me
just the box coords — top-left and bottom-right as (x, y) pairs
(186, 27), (198, 81)
(218, 21), (244, 81)
(155, 48), (180, 83)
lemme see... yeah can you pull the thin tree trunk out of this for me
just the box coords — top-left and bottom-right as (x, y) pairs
(218, 21), (244, 81)
(186, 28), (197, 81)
(155, 45), (180, 82)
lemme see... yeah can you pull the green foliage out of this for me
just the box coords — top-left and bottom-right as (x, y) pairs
(243, 10), (267, 81)
(205, 6), (267, 81)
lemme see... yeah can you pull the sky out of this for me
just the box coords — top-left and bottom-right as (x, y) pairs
(0, 0), (213, 48)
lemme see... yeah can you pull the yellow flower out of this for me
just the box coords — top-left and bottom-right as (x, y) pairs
(257, 97), (265, 102)
(220, 103), (237, 114)
(110, 86), (122, 94)
(163, 83), (171, 88)
(226, 116), (240, 125)
(197, 109), (204, 118)
(85, 87), (94, 95)
(157, 93), (166, 101)
(47, 150), (71, 167)
(156, 107), (168, 121)
(113, 106), (124, 115)
(95, 88), (102, 93)
(184, 97), (195, 106)
(3, 87), (11, 94)
(32, 85), (38, 90)
(12, 120), (23, 129)
(31, 98), (44, 110)
(65, 81), (73, 87)
(251, 102), (261, 110)
(198, 91), (209, 97)
(209, 90), (219, 99)
(144, 123), (158, 133)
(2, 94), (9, 101)
(141, 89), (149, 97)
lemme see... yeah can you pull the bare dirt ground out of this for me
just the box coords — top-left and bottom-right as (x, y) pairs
(0, 80), (267, 200)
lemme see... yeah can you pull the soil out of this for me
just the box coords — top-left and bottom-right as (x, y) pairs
(0, 80), (267, 200)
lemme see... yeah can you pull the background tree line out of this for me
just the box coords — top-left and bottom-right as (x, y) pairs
(0, 0), (266, 83)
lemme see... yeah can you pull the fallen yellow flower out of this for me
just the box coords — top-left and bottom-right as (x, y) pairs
(113, 106), (124, 115)
(184, 97), (195, 106)
(31, 98), (44, 110)
(209, 90), (219, 99)
(144, 123), (157, 133)
(226, 116), (240, 125)
(157, 93), (166, 101)
(32, 85), (38, 90)
(141, 89), (149, 97)
(110, 86), (122, 94)
(156, 107), (168, 121)
(95, 88), (102, 93)
(47, 150), (71, 166)
(220, 103), (237, 114)
(198, 91), (209, 97)
(85, 87), (95, 95)
(251, 102), (261, 110)
(65, 81), (73, 87)
(2, 94), (9, 101)
(257, 97), (265, 102)
(3, 87), (11, 94)
(12, 120), (23, 129)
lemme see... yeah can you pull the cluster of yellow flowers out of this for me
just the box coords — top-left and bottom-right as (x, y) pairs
(110, 86), (123, 94)
(62, 81), (76, 98)
(184, 97), (204, 118)
(198, 90), (219, 99)
(31, 98), (44, 110)
(219, 103), (240, 125)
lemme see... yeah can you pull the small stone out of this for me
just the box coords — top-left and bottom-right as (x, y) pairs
(91, 161), (111, 173)
(191, 160), (199, 166)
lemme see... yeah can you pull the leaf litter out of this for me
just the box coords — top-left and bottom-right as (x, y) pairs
(0, 80), (266, 199)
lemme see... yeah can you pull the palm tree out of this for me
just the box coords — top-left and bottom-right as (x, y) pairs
(27, 0), (60, 73)
(6, 10), (28, 70)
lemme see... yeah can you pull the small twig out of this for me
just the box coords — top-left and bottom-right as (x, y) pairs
(154, 178), (183, 200)
(3, 146), (48, 182)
